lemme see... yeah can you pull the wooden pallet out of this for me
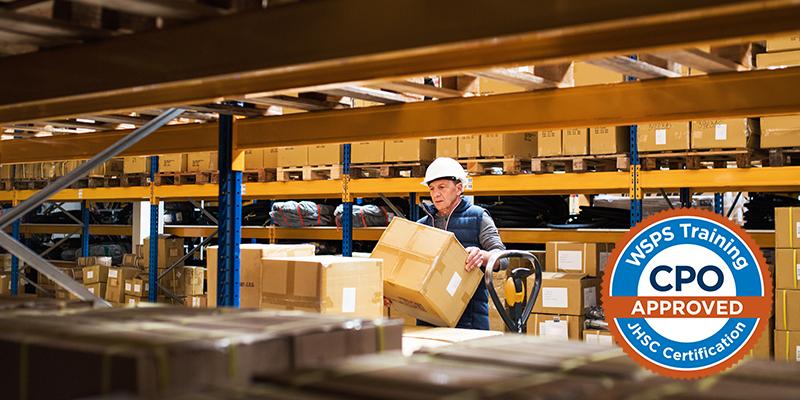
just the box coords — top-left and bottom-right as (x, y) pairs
(12, 179), (49, 190)
(277, 165), (341, 181)
(72, 176), (121, 188)
(531, 154), (629, 173)
(639, 148), (764, 170)
(154, 171), (213, 185)
(350, 162), (428, 178)
(766, 148), (800, 167)
(121, 173), (150, 187)
(241, 168), (277, 182)
(460, 157), (528, 175)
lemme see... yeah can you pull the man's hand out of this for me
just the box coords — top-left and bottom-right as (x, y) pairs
(465, 246), (484, 272)
(383, 296), (392, 307)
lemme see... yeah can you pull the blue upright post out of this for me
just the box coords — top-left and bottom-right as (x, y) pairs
(342, 144), (353, 256)
(250, 200), (257, 243)
(10, 219), (20, 296)
(217, 114), (241, 307)
(680, 188), (692, 208)
(148, 156), (159, 302)
(409, 192), (419, 221)
(81, 201), (90, 258)
(714, 193), (724, 215)
(626, 59), (642, 228)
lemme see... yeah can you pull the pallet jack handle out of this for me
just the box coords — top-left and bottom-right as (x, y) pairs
(484, 250), (543, 333)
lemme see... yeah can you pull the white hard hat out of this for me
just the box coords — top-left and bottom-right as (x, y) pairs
(422, 157), (468, 187)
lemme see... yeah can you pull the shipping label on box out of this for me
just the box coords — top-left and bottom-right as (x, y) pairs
(531, 272), (599, 316)
(775, 207), (800, 248)
(562, 128), (589, 156)
(637, 121), (690, 152)
(776, 289), (800, 331)
(457, 135), (481, 158)
(207, 243), (316, 308)
(86, 282), (107, 297)
(260, 256), (383, 318)
(583, 329), (615, 346)
(590, 126), (629, 155)
(352, 141), (384, 164)
(761, 115), (800, 148)
(537, 130), (562, 157)
(436, 137), (459, 159)
(308, 144), (342, 166)
(526, 313), (583, 341)
(371, 218), (478, 327)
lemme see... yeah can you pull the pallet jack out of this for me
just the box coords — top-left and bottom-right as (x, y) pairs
(485, 250), (543, 333)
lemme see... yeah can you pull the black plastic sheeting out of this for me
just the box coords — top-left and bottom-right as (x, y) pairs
(476, 196), (569, 228)
(743, 193), (800, 230)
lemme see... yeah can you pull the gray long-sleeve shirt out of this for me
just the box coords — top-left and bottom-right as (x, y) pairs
(432, 208), (508, 270)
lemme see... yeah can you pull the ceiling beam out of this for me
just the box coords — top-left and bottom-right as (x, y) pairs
(2, 67), (799, 163)
(2, 0), (800, 124)
(69, 0), (226, 19)
(587, 56), (682, 79)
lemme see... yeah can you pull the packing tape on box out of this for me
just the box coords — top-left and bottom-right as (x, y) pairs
(795, 250), (798, 289)
(783, 290), (787, 330)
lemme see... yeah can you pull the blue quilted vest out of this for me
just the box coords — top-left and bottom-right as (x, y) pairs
(417, 198), (489, 330)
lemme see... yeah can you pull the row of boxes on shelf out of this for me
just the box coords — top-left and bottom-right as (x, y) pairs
(0, 158), (124, 180)
(774, 207), (800, 362)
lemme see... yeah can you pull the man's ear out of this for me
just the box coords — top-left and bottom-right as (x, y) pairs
(456, 182), (464, 194)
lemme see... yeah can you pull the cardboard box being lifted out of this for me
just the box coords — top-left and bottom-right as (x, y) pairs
(206, 243), (316, 308)
(371, 218), (479, 327)
(260, 256), (383, 318)
(531, 272), (600, 316)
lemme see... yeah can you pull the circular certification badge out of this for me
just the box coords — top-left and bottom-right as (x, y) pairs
(603, 209), (772, 379)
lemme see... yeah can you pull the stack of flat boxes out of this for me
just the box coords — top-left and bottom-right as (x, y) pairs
(775, 207), (800, 362)
(757, 33), (800, 149)
(123, 235), (204, 306)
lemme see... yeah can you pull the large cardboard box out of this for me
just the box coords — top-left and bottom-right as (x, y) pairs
(637, 121), (691, 152)
(757, 49), (800, 69)
(124, 277), (148, 297)
(767, 33), (800, 52)
(260, 256), (383, 318)
(82, 265), (110, 284)
(526, 313), (583, 341)
(384, 139), (436, 162)
(159, 153), (187, 173)
(749, 318), (774, 360)
(562, 128), (589, 156)
(163, 266), (205, 297)
(574, 62), (624, 86)
(277, 146), (308, 167)
(436, 137), (459, 159)
(206, 243), (316, 308)
(371, 218), (479, 327)
(187, 152), (217, 172)
(86, 282), (107, 297)
(776, 289), (800, 331)
(244, 149), (265, 170)
(308, 144), (342, 165)
(775, 207), (800, 248)
(583, 329), (615, 346)
(774, 330), (800, 362)
(691, 118), (758, 150)
(105, 267), (139, 303)
(143, 235), (184, 269)
(531, 272), (600, 316)
(90, 159), (123, 177)
(761, 115), (800, 148)
(537, 130), (562, 157)
(480, 133), (538, 158)
(545, 242), (612, 277)
(776, 248), (800, 289)
(457, 135), (481, 158)
(352, 141), (384, 164)
(123, 157), (149, 174)
(590, 126), (629, 155)
(264, 147), (278, 169)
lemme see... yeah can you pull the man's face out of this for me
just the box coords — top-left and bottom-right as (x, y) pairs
(428, 178), (463, 211)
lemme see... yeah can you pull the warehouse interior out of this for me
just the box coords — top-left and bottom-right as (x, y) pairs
(1, 0), (800, 399)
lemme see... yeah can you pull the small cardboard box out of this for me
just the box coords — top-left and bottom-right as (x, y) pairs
(562, 128), (589, 156)
(260, 256), (383, 318)
(637, 121), (691, 152)
(77, 256), (112, 267)
(537, 130), (562, 157)
(85, 282), (107, 297)
(775, 207), (800, 248)
(776, 289), (800, 331)
(277, 146), (309, 167)
(457, 135), (481, 158)
(308, 144), (342, 165)
(123, 157), (149, 174)
(244, 149), (265, 170)
(124, 295), (142, 306)
(761, 115), (800, 148)
(384, 139), (436, 162)
(545, 242), (612, 277)
(480, 133), (538, 158)
(531, 272), (600, 316)
(163, 266), (205, 296)
(186, 295), (207, 308)
(206, 243), (316, 308)
(767, 33), (800, 52)
(186, 152), (217, 172)
(352, 141), (384, 164)
(143, 235), (184, 269)
(0, 165), (13, 180)
(757, 49), (800, 69)
(526, 313), (583, 341)
(590, 126), (629, 155)
(583, 329), (615, 346)
(774, 330), (800, 362)
(776, 248), (800, 289)
(436, 137), (459, 159)
(124, 278), (148, 297)
(105, 280), (126, 303)
(82, 265), (110, 284)
(158, 153), (187, 173)
(371, 218), (479, 327)
(691, 118), (758, 150)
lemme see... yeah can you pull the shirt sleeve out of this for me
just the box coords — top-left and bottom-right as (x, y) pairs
(479, 212), (509, 270)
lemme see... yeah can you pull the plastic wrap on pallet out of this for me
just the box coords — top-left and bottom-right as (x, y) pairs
(334, 204), (394, 227)
(270, 201), (335, 227)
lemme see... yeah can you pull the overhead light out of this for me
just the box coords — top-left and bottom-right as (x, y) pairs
(118, 123), (136, 129)
(76, 118), (95, 124)
(1, 134), (13, 140)
(34, 132), (53, 137)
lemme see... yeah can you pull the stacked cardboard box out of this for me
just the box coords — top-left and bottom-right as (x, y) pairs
(371, 218), (480, 327)
(142, 235), (184, 270)
(775, 207), (800, 362)
(527, 272), (600, 341)
(104, 266), (140, 304)
(351, 141), (385, 163)
(158, 153), (188, 173)
(758, 34), (800, 148)
(545, 241), (613, 277)
(308, 144), (343, 165)
(186, 152), (218, 172)
(537, 130), (562, 157)
(435, 137), (459, 158)
(691, 118), (759, 150)
(480, 133), (538, 158)
(89, 158), (124, 177)
(161, 266), (205, 298)
(458, 135), (481, 158)
(277, 146), (309, 167)
(123, 156), (150, 174)
(123, 275), (149, 305)
(384, 139), (436, 163)
(637, 121), (691, 152)
(77, 256), (112, 268)
(82, 264), (110, 298)
(244, 148), (279, 170)
(583, 329), (615, 345)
